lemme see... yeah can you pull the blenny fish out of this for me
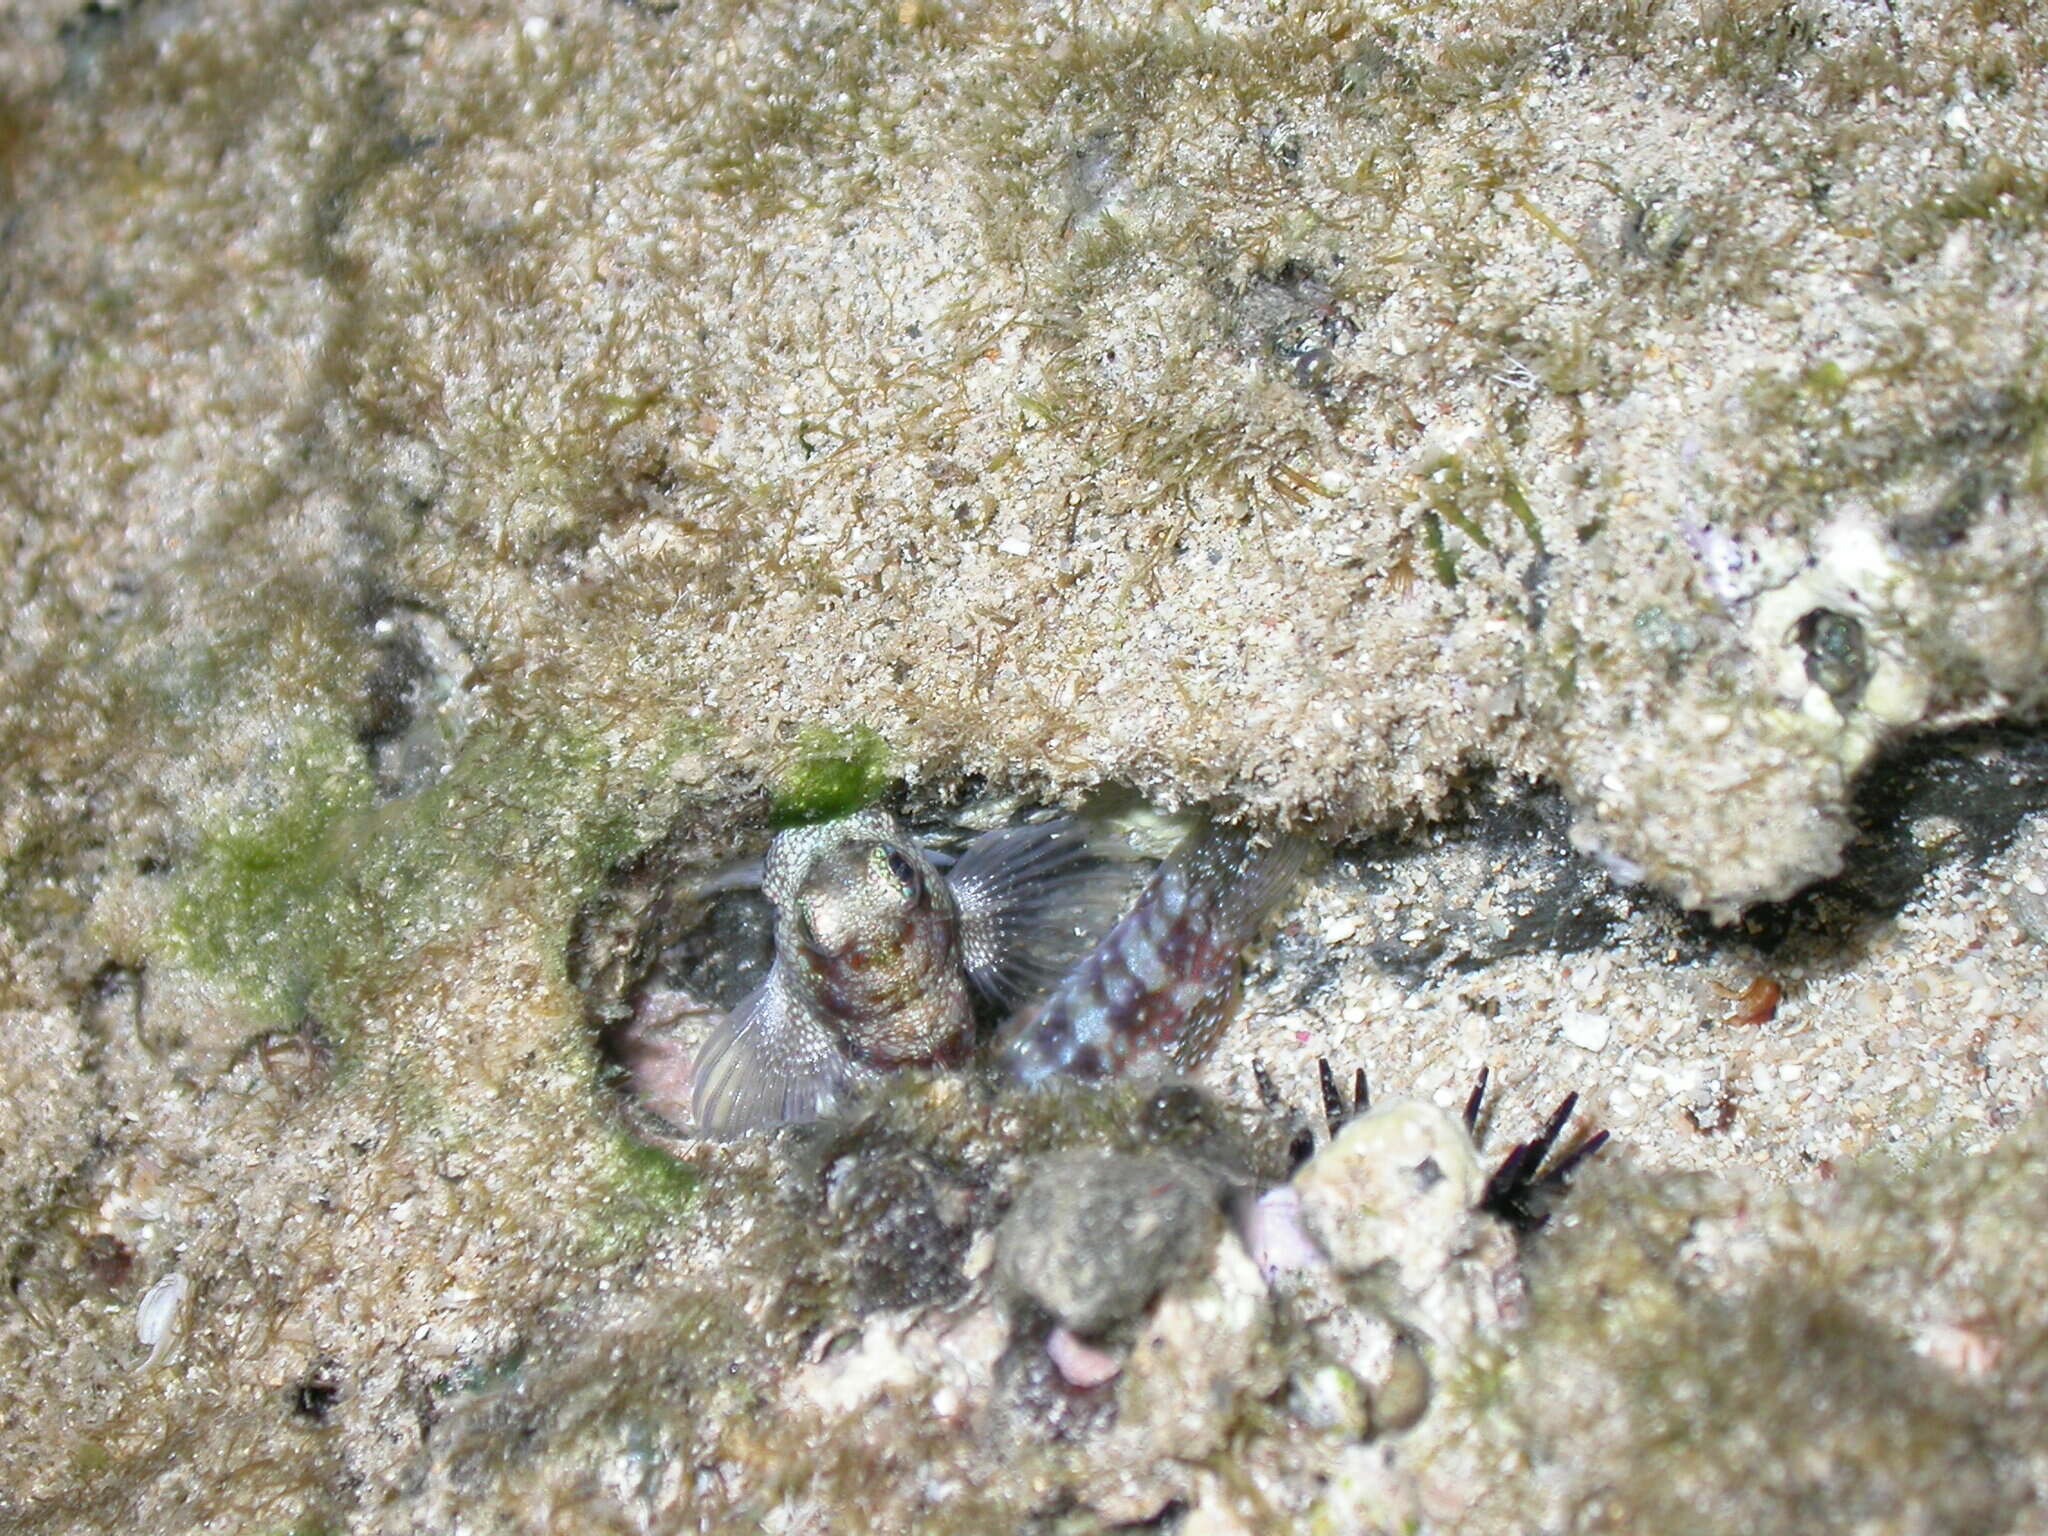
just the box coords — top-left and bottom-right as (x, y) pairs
(688, 807), (1308, 1137)
(690, 807), (1137, 1136)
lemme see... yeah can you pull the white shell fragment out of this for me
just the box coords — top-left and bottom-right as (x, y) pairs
(135, 1271), (189, 1372)
(1237, 1183), (1329, 1281)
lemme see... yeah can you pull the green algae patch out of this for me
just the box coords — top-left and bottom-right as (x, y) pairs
(587, 1131), (702, 1262)
(770, 725), (892, 828)
(160, 711), (720, 1050)
(163, 729), (377, 1029)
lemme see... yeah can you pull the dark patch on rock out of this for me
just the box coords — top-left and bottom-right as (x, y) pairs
(1234, 261), (1358, 395)
(1135, 1081), (1299, 1187)
(823, 1145), (981, 1313)
(1258, 920), (1345, 1010)
(357, 613), (427, 746)
(294, 1364), (342, 1423)
(991, 1320), (1118, 1446)
(1337, 777), (1661, 978)
(1622, 189), (1698, 265)
(355, 605), (475, 799)
(1892, 465), (2001, 553)
(1137, 1083), (1219, 1142)
(77, 1231), (134, 1292)
(1743, 721), (2048, 951)
(57, 0), (141, 92)
(76, 960), (145, 1079)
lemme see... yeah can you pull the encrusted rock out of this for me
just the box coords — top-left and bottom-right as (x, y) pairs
(825, 1147), (980, 1312)
(996, 1149), (1224, 1337)
(1089, 1230), (1281, 1523)
(2001, 814), (2048, 945)
(791, 1304), (1007, 1420)
(1292, 1100), (1487, 1292)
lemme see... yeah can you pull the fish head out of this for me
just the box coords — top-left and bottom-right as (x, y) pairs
(795, 839), (932, 961)
(766, 812), (970, 1066)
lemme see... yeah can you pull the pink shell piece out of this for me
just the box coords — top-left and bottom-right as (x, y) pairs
(1046, 1324), (1123, 1389)
(1238, 1184), (1328, 1282)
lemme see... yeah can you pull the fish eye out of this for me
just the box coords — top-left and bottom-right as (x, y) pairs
(882, 847), (921, 900)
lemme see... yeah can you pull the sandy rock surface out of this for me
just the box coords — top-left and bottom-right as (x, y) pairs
(3, 0), (2047, 1530)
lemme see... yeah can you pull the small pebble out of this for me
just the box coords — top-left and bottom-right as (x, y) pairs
(997, 1151), (1222, 1336)
(1561, 1010), (1612, 1052)
(1292, 1100), (1482, 1289)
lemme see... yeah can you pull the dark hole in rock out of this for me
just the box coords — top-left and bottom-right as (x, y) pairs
(357, 615), (426, 747)
(1622, 191), (1696, 265)
(78, 961), (145, 1077)
(1329, 731), (2048, 974)
(571, 780), (1138, 1125)
(294, 1365), (342, 1422)
(356, 605), (476, 799)
(1235, 261), (1358, 397)
(568, 808), (766, 1126)
(1794, 608), (1870, 708)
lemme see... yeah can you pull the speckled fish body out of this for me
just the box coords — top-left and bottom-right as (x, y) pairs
(690, 808), (1136, 1137)
(997, 824), (1310, 1088)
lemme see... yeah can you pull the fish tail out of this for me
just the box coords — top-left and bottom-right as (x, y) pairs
(997, 821), (1310, 1085)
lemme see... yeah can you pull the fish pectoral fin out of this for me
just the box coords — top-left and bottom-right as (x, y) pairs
(950, 815), (1150, 1008)
(689, 970), (850, 1138)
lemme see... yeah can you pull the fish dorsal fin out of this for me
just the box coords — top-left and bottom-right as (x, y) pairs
(947, 815), (1146, 1008)
(689, 967), (851, 1137)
